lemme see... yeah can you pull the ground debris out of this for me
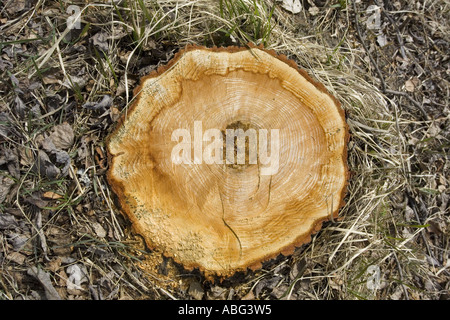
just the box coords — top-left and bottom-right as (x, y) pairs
(27, 266), (62, 300)
(0, 212), (18, 229)
(280, 0), (302, 14)
(0, 0), (447, 301)
(32, 150), (61, 180)
(48, 123), (74, 150)
(82, 95), (113, 111)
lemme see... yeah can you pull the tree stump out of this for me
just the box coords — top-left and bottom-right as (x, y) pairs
(107, 45), (349, 277)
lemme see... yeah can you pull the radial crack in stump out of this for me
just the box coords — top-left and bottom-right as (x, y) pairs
(107, 44), (349, 278)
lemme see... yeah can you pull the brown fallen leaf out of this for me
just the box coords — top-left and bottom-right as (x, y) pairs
(27, 266), (62, 300)
(241, 289), (255, 300)
(110, 106), (120, 122)
(19, 146), (34, 166)
(49, 123), (74, 150)
(6, 251), (26, 265)
(0, 212), (18, 229)
(0, 175), (15, 203)
(43, 191), (63, 200)
(7, 232), (31, 252)
(47, 257), (62, 273)
(91, 32), (109, 52)
(43, 75), (61, 85)
(24, 193), (49, 209)
(0, 112), (18, 140)
(405, 80), (415, 92)
(82, 95), (112, 111)
(33, 150), (60, 180)
(188, 280), (204, 300)
(405, 78), (419, 92)
(0, 148), (20, 179)
(4, 0), (26, 16)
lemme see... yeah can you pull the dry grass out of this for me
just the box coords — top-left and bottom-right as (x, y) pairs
(0, 0), (448, 300)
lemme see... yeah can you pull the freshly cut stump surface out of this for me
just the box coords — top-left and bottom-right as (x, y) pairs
(107, 45), (349, 277)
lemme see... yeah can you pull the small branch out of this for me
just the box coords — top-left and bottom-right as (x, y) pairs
(374, 0), (407, 60)
(385, 89), (429, 120)
(392, 251), (410, 300)
(351, 1), (429, 120)
(352, 0), (386, 93)
(406, 190), (439, 267)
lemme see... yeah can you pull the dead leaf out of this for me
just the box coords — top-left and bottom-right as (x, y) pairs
(7, 232), (30, 252)
(0, 148), (20, 179)
(110, 106), (120, 122)
(33, 150), (60, 180)
(47, 257), (62, 273)
(52, 149), (71, 176)
(62, 75), (87, 90)
(390, 286), (403, 300)
(207, 285), (227, 300)
(4, 0), (26, 16)
(19, 146), (34, 166)
(241, 289), (255, 300)
(404, 206), (415, 222)
(24, 194), (49, 209)
(377, 34), (388, 47)
(57, 269), (68, 287)
(43, 191), (63, 200)
(308, 6), (319, 16)
(0, 58), (13, 71)
(271, 284), (289, 299)
(405, 79), (415, 92)
(92, 222), (107, 238)
(255, 276), (281, 298)
(91, 32), (109, 52)
(0, 212), (18, 229)
(33, 136), (71, 178)
(290, 258), (307, 280)
(188, 280), (204, 300)
(42, 75), (61, 85)
(14, 96), (26, 118)
(0, 175), (15, 203)
(280, 0), (302, 14)
(427, 219), (446, 235)
(82, 95), (113, 111)
(49, 123), (74, 150)
(27, 266), (62, 300)
(66, 264), (89, 294)
(6, 251), (26, 265)
(0, 112), (14, 140)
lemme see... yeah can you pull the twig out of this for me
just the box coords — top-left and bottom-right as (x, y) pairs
(352, 0), (386, 93)
(405, 189), (439, 267)
(374, 0), (407, 60)
(392, 251), (409, 300)
(351, 1), (429, 121)
(0, 274), (13, 300)
(385, 89), (429, 120)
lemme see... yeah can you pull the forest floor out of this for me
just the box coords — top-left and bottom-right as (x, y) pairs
(0, 0), (448, 300)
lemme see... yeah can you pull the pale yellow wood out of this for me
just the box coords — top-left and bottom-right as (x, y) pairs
(107, 45), (349, 277)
